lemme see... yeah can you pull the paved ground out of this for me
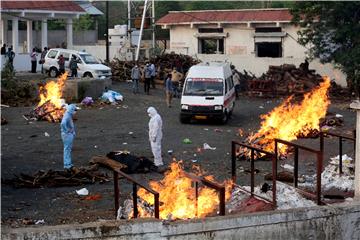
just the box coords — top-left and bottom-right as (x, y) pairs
(1, 78), (357, 227)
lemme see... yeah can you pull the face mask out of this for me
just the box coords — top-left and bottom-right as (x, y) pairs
(148, 113), (152, 117)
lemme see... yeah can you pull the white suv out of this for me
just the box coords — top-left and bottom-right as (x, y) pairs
(43, 48), (112, 79)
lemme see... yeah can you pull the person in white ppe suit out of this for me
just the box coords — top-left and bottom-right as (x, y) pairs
(147, 107), (164, 167)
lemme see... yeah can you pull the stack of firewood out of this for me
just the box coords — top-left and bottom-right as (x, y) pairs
(245, 63), (326, 95)
(108, 53), (200, 82)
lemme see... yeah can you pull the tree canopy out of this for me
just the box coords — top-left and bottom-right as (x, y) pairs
(291, 2), (360, 96)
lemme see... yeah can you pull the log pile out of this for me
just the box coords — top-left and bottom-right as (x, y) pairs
(3, 165), (109, 188)
(108, 53), (200, 82)
(245, 63), (326, 96)
(23, 100), (65, 122)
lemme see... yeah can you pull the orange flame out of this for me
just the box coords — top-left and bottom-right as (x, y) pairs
(37, 72), (68, 121)
(248, 76), (331, 155)
(137, 161), (232, 219)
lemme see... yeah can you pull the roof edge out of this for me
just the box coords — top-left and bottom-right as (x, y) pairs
(168, 8), (289, 14)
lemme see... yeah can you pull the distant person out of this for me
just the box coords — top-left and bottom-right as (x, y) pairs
(57, 54), (65, 75)
(131, 63), (140, 94)
(40, 47), (48, 74)
(7, 46), (15, 72)
(165, 73), (174, 107)
(144, 62), (152, 95)
(1, 44), (6, 55)
(174, 56), (183, 73)
(69, 55), (78, 77)
(299, 59), (309, 73)
(231, 65), (240, 98)
(30, 48), (38, 73)
(150, 61), (156, 89)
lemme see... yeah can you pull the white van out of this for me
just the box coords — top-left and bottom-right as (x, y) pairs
(180, 62), (236, 124)
(43, 48), (112, 79)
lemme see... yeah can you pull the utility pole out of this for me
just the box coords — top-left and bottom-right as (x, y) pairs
(128, 0), (131, 48)
(135, 0), (148, 61)
(152, 0), (155, 49)
(106, 0), (109, 62)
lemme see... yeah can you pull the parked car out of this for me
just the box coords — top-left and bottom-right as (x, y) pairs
(43, 48), (111, 79)
(180, 62), (235, 124)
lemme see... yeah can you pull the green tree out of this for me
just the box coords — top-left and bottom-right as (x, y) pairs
(291, 2), (360, 97)
(73, 14), (95, 31)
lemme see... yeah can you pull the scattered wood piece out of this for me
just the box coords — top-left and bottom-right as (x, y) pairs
(264, 171), (294, 182)
(2, 166), (110, 188)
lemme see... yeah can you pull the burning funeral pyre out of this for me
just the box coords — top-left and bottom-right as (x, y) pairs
(119, 161), (233, 220)
(26, 73), (68, 122)
(239, 76), (331, 157)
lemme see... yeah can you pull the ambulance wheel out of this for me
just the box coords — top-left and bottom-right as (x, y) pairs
(220, 111), (228, 124)
(229, 102), (235, 116)
(180, 115), (190, 124)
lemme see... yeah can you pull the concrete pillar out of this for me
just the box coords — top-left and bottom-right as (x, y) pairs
(26, 20), (32, 53)
(66, 18), (73, 49)
(12, 18), (19, 53)
(41, 19), (48, 49)
(350, 100), (360, 200)
(0, 19), (7, 45)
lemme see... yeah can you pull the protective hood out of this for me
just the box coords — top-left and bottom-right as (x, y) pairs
(65, 104), (78, 115)
(147, 107), (157, 118)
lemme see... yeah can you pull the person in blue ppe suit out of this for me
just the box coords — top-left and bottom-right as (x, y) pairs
(147, 107), (164, 167)
(61, 104), (78, 170)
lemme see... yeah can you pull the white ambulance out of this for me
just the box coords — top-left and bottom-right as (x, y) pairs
(180, 62), (236, 124)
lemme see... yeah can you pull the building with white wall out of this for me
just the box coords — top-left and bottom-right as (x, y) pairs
(0, 0), (85, 71)
(156, 8), (347, 86)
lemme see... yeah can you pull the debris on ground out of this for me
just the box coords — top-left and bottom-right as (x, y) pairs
(2, 165), (109, 188)
(84, 194), (102, 201)
(35, 219), (45, 225)
(101, 90), (123, 104)
(281, 164), (294, 171)
(44, 132), (50, 137)
(203, 143), (216, 150)
(1, 117), (8, 125)
(81, 97), (94, 106)
(226, 182), (316, 213)
(300, 154), (354, 192)
(76, 188), (89, 196)
(183, 138), (192, 144)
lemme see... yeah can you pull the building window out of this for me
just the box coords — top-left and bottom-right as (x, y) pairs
(199, 38), (224, 54)
(255, 42), (282, 58)
(198, 28), (223, 33)
(255, 27), (281, 33)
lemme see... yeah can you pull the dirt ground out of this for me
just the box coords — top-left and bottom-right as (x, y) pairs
(1, 77), (357, 227)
